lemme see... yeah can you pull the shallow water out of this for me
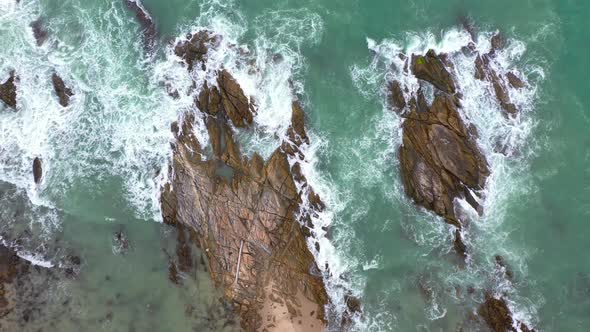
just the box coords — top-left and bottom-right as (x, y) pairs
(0, 0), (589, 331)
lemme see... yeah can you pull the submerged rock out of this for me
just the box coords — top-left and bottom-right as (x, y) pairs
(478, 293), (536, 332)
(0, 71), (17, 109)
(161, 30), (332, 331)
(51, 73), (73, 107)
(474, 54), (518, 116)
(124, 0), (156, 50)
(32, 157), (42, 184)
(30, 18), (48, 46)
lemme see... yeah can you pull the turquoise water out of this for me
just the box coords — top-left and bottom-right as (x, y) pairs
(0, 0), (589, 331)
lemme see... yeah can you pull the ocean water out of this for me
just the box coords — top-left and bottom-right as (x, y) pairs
(0, 0), (589, 331)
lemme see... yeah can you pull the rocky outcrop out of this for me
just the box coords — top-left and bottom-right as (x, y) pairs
(478, 293), (535, 332)
(30, 18), (48, 46)
(52, 73), (73, 107)
(388, 48), (490, 257)
(399, 92), (489, 228)
(161, 31), (330, 331)
(124, 0), (156, 49)
(411, 50), (456, 94)
(0, 71), (17, 109)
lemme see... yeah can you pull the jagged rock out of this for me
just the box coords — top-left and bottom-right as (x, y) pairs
(217, 69), (254, 128)
(474, 54), (518, 116)
(30, 18), (48, 46)
(398, 93), (489, 227)
(490, 33), (506, 54)
(506, 72), (525, 89)
(51, 73), (73, 107)
(478, 293), (535, 332)
(0, 71), (17, 109)
(174, 30), (220, 71)
(411, 49), (456, 94)
(125, 0), (156, 49)
(388, 80), (406, 112)
(161, 32), (330, 331)
(32, 157), (42, 184)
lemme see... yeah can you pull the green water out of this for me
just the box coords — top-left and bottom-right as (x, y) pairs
(1, 0), (589, 331)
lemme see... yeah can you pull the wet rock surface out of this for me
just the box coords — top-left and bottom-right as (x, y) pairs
(124, 0), (156, 50)
(398, 89), (489, 230)
(32, 157), (42, 184)
(477, 293), (536, 332)
(411, 50), (456, 94)
(161, 30), (331, 331)
(51, 73), (73, 107)
(0, 71), (17, 109)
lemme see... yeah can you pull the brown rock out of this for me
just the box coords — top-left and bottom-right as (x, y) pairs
(474, 54), (518, 116)
(506, 72), (525, 89)
(478, 293), (536, 332)
(0, 71), (17, 109)
(217, 69), (254, 127)
(398, 94), (489, 228)
(33, 157), (42, 184)
(490, 33), (506, 54)
(161, 34), (330, 330)
(411, 49), (456, 94)
(174, 30), (220, 71)
(30, 18), (48, 46)
(388, 80), (406, 112)
(52, 73), (73, 107)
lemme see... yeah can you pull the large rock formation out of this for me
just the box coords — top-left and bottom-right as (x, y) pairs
(161, 31), (330, 331)
(389, 48), (490, 257)
(478, 293), (535, 332)
(0, 71), (17, 109)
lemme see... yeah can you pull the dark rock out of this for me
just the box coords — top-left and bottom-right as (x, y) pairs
(506, 72), (525, 89)
(388, 80), (406, 112)
(30, 18), (48, 46)
(51, 73), (73, 107)
(411, 49), (456, 94)
(217, 69), (254, 127)
(458, 15), (477, 41)
(174, 30), (220, 71)
(474, 54), (519, 116)
(398, 94), (489, 228)
(478, 293), (535, 332)
(125, 0), (156, 50)
(0, 71), (17, 109)
(490, 33), (506, 54)
(33, 157), (42, 184)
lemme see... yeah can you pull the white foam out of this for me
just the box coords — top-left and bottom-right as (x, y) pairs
(17, 251), (54, 268)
